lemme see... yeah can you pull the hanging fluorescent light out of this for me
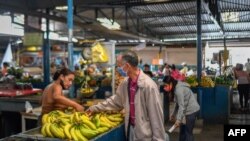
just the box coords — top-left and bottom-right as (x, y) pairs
(97, 18), (121, 30)
(55, 6), (68, 11)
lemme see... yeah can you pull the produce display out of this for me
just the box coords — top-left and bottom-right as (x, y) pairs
(185, 76), (215, 87)
(200, 76), (215, 87)
(214, 75), (234, 86)
(41, 110), (124, 141)
(185, 76), (198, 87)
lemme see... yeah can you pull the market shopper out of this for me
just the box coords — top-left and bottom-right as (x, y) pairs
(163, 76), (200, 141)
(234, 63), (250, 112)
(41, 68), (84, 115)
(87, 50), (167, 141)
(1, 62), (9, 76)
(245, 58), (250, 76)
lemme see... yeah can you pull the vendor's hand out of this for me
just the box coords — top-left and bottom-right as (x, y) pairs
(174, 120), (181, 128)
(75, 105), (84, 112)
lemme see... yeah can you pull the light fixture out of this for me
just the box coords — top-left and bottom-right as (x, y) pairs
(97, 18), (121, 30)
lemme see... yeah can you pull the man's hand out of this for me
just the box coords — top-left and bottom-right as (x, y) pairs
(170, 115), (176, 122)
(174, 120), (181, 128)
(85, 108), (94, 117)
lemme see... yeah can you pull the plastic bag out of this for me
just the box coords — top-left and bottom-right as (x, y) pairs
(25, 101), (33, 113)
(91, 42), (109, 63)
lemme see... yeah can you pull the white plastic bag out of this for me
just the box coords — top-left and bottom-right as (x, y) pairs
(25, 101), (33, 113)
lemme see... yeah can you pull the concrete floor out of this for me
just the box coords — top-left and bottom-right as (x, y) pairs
(165, 90), (250, 141)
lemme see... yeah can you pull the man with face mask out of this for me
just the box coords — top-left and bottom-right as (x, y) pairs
(87, 50), (168, 141)
(41, 68), (84, 116)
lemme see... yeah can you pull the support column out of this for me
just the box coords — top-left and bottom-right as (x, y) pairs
(67, 0), (74, 97)
(43, 9), (50, 86)
(196, 0), (202, 84)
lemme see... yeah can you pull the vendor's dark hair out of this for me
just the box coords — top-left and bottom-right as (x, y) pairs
(121, 50), (139, 67)
(53, 68), (74, 80)
(163, 76), (178, 98)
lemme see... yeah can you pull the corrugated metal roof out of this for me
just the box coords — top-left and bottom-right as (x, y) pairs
(2, 0), (250, 43)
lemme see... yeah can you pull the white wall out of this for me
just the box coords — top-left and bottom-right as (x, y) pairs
(116, 46), (198, 65)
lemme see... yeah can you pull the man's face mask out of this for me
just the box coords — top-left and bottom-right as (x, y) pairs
(117, 66), (127, 76)
(117, 64), (128, 76)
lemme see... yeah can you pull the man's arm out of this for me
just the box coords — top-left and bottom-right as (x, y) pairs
(88, 85), (124, 113)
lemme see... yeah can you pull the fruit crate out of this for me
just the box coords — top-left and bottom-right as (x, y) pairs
(12, 123), (125, 141)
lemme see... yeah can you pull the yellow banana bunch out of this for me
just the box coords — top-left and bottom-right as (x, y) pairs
(70, 126), (80, 141)
(42, 114), (49, 125)
(100, 114), (118, 127)
(107, 115), (123, 122)
(64, 124), (72, 140)
(81, 116), (97, 130)
(50, 123), (65, 139)
(41, 123), (54, 137)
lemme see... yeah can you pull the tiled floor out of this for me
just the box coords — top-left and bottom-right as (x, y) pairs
(166, 90), (250, 141)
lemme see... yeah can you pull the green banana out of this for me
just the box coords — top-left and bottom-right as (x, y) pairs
(79, 125), (99, 139)
(96, 127), (109, 134)
(64, 124), (72, 140)
(75, 126), (89, 141)
(92, 114), (100, 128)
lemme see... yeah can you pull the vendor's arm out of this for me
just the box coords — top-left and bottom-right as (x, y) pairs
(52, 86), (84, 112)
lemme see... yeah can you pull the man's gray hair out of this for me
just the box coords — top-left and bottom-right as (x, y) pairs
(121, 50), (139, 67)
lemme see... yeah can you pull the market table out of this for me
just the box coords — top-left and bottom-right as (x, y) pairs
(0, 89), (42, 138)
(6, 123), (126, 141)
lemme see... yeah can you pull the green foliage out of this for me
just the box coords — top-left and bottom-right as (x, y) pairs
(7, 67), (23, 79)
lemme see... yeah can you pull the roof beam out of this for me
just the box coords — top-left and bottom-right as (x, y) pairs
(0, 4), (165, 44)
(202, 0), (224, 35)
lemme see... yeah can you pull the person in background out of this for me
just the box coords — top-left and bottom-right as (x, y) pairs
(180, 62), (188, 76)
(162, 63), (171, 76)
(1, 62), (9, 76)
(41, 68), (84, 116)
(163, 76), (200, 141)
(143, 63), (154, 77)
(234, 63), (250, 112)
(245, 58), (250, 76)
(171, 64), (185, 81)
(87, 50), (167, 141)
(50, 62), (57, 76)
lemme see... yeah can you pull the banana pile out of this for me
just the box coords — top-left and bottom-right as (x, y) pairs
(185, 76), (198, 87)
(200, 76), (215, 87)
(41, 110), (124, 141)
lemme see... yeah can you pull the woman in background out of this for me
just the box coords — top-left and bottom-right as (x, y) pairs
(163, 76), (200, 141)
(234, 63), (250, 112)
